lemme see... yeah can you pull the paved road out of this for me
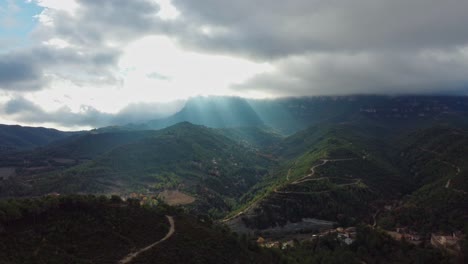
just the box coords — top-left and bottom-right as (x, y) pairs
(118, 215), (175, 264)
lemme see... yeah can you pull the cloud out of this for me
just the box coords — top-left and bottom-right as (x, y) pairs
(162, 0), (468, 95)
(171, 0), (468, 58)
(111, 100), (184, 124)
(0, 52), (47, 91)
(3, 96), (40, 114)
(0, 97), (184, 128)
(147, 72), (171, 81)
(0, 0), (164, 92)
(3, 0), (468, 128)
(0, 45), (121, 91)
(32, 0), (163, 46)
(234, 48), (468, 96)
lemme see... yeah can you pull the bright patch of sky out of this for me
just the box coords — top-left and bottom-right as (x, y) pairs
(0, 0), (42, 50)
(28, 35), (272, 114)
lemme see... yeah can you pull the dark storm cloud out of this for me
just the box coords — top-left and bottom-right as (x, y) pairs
(4, 96), (41, 114)
(33, 0), (163, 46)
(234, 50), (468, 96)
(1, 97), (184, 128)
(166, 0), (468, 95)
(0, 45), (121, 91)
(0, 53), (47, 91)
(171, 0), (468, 58)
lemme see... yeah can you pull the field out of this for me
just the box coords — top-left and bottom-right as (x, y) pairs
(158, 190), (196, 206)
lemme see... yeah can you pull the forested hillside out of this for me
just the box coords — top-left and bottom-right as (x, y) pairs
(378, 126), (468, 234)
(0, 124), (71, 153)
(229, 123), (406, 229)
(1, 96), (468, 263)
(0, 195), (283, 264)
(0, 123), (276, 217)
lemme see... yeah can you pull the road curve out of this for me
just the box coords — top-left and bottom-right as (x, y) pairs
(223, 158), (357, 222)
(118, 215), (175, 264)
(292, 158), (356, 185)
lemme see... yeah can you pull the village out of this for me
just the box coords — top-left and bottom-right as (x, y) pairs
(383, 226), (464, 255)
(256, 226), (358, 250)
(255, 224), (464, 257)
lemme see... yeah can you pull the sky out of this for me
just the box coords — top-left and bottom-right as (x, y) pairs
(1, 0), (468, 130)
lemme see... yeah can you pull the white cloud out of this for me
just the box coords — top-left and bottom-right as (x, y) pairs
(42, 38), (71, 48)
(155, 0), (180, 20)
(30, 0), (79, 14)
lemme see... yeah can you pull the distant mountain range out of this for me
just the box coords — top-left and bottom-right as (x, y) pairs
(0, 95), (467, 263)
(120, 95), (468, 134)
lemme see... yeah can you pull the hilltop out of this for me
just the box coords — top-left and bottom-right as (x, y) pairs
(0, 124), (72, 153)
(0, 195), (283, 264)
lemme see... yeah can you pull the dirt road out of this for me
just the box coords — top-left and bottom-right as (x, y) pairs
(118, 215), (175, 264)
(293, 158), (356, 185)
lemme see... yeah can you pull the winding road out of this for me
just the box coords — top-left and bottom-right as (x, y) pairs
(418, 147), (462, 190)
(222, 201), (257, 222)
(275, 158), (359, 194)
(292, 158), (357, 185)
(222, 158), (358, 222)
(118, 215), (175, 264)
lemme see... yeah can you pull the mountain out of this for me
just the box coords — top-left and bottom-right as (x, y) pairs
(0, 130), (159, 186)
(227, 122), (408, 230)
(0, 122), (276, 217)
(378, 126), (468, 234)
(1, 95), (468, 262)
(142, 95), (468, 135)
(0, 124), (71, 153)
(218, 126), (284, 148)
(147, 97), (264, 129)
(39, 130), (157, 160)
(217, 122), (467, 261)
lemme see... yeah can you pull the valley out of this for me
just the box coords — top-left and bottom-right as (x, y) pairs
(0, 95), (467, 263)
(4, 0), (468, 261)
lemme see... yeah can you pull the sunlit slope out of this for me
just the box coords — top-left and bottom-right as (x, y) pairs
(229, 123), (409, 229)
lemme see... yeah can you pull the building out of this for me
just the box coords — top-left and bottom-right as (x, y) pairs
(431, 233), (461, 253)
(256, 237), (265, 245)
